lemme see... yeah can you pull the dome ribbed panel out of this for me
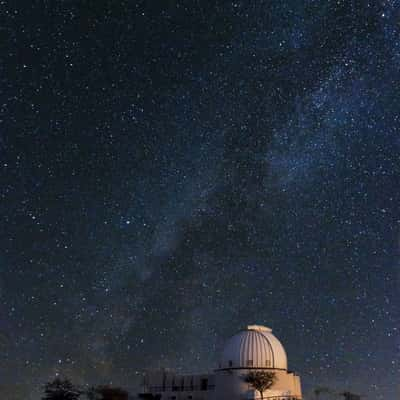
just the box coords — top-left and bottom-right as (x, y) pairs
(261, 331), (271, 367)
(254, 332), (259, 365)
(258, 330), (287, 370)
(219, 325), (288, 370)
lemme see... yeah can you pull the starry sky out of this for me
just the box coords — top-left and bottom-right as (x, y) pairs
(1, 1), (399, 399)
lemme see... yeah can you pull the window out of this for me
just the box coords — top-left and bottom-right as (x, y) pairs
(265, 359), (271, 367)
(228, 360), (233, 367)
(247, 360), (253, 366)
(200, 378), (208, 391)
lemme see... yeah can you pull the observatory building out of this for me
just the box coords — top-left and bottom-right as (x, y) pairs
(139, 324), (302, 400)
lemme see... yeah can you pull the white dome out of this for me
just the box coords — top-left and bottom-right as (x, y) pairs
(219, 325), (288, 370)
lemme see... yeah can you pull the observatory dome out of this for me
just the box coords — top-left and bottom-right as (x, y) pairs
(219, 325), (288, 370)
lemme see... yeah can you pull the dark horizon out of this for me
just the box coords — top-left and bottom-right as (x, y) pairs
(1, 1), (399, 399)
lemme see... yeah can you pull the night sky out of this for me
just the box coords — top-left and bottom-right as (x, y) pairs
(1, 1), (399, 399)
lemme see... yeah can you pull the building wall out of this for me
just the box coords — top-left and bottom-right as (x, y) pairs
(215, 368), (301, 400)
(141, 368), (301, 400)
(140, 369), (215, 400)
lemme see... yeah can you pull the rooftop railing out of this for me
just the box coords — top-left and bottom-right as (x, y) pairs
(146, 385), (216, 392)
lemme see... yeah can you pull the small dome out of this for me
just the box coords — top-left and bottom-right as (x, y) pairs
(219, 325), (287, 370)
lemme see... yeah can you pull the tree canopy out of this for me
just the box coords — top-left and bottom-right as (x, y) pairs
(90, 385), (129, 400)
(242, 370), (276, 400)
(42, 378), (81, 400)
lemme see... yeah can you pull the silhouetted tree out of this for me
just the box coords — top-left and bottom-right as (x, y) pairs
(42, 378), (81, 400)
(86, 386), (97, 400)
(340, 391), (361, 400)
(92, 385), (129, 400)
(242, 370), (276, 400)
(314, 386), (333, 399)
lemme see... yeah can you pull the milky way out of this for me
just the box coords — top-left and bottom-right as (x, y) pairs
(1, 2), (399, 399)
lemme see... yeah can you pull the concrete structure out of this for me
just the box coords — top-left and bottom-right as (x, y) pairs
(138, 325), (302, 400)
